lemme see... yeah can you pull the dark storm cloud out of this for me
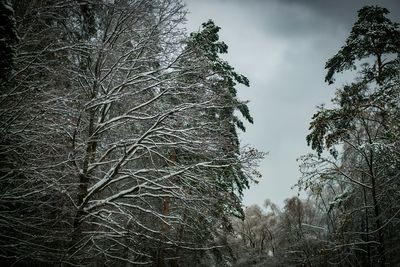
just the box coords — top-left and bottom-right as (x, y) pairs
(276, 0), (400, 23)
(210, 0), (400, 38)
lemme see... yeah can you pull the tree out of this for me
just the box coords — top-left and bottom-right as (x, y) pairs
(0, 1), (83, 265)
(0, 0), (17, 81)
(226, 198), (327, 267)
(324, 5), (400, 86)
(0, 1), (264, 265)
(228, 203), (279, 267)
(303, 5), (400, 266)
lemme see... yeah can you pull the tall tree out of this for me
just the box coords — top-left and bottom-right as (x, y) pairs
(0, 1), (263, 265)
(303, 5), (400, 266)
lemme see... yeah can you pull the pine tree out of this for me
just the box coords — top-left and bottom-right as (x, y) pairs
(304, 5), (400, 266)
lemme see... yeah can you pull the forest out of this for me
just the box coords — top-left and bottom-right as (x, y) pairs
(0, 0), (399, 266)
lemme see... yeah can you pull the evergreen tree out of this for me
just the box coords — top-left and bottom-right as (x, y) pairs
(304, 5), (400, 266)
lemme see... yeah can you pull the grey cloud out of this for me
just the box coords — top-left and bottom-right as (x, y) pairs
(184, 0), (400, 208)
(252, 0), (398, 38)
(272, 0), (399, 27)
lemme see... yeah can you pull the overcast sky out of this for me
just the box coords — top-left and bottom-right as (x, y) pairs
(184, 0), (400, 208)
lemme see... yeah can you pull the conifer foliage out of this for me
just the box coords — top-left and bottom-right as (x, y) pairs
(302, 5), (400, 266)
